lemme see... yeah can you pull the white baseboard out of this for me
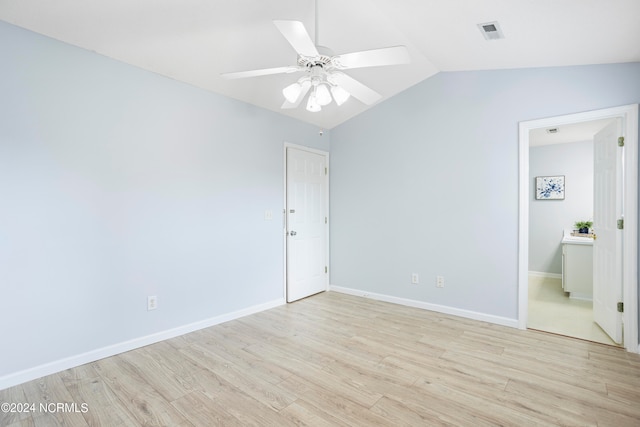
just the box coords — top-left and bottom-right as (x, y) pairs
(528, 271), (562, 279)
(329, 285), (518, 328)
(0, 298), (285, 391)
(568, 293), (592, 301)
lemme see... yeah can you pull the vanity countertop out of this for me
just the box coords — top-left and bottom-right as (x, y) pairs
(562, 230), (594, 246)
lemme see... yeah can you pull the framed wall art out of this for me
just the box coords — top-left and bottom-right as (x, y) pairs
(535, 175), (565, 200)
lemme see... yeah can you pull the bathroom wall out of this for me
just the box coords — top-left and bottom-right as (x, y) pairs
(529, 140), (594, 274)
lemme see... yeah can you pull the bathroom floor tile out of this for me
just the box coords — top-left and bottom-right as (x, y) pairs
(528, 275), (618, 346)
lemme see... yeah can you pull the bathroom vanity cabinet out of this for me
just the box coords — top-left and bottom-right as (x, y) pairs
(562, 239), (593, 300)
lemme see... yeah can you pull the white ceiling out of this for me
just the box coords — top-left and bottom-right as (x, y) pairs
(529, 118), (616, 147)
(1, 0), (639, 129)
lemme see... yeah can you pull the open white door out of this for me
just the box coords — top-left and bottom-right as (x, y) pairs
(593, 120), (623, 344)
(286, 146), (328, 302)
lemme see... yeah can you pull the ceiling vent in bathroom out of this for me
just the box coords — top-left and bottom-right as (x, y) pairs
(478, 21), (505, 40)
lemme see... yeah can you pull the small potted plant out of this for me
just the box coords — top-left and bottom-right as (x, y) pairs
(574, 220), (593, 234)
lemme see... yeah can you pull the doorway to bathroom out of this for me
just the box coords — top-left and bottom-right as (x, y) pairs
(518, 105), (639, 351)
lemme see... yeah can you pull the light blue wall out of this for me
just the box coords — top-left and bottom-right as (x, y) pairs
(330, 64), (640, 320)
(0, 21), (329, 379)
(2, 16), (640, 385)
(529, 141), (594, 274)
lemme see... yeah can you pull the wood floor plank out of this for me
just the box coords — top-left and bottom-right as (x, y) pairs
(20, 375), (88, 427)
(278, 400), (343, 427)
(3, 291), (639, 426)
(170, 391), (243, 426)
(277, 375), (391, 426)
(441, 346), (610, 395)
(381, 383), (511, 427)
(184, 331), (293, 385)
(244, 341), (383, 408)
(0, 385), (32, 427)
(187, 374), (299, 427)
(370, 395), (451, 426)
(178, 344), (298, 411)
(606, 381), (640, 406)
(61, 374), (139, 427)
(118, 343), (201, 403)
(350, 334), (445, 365)
(319, 356), (417, 398)
(92, 355), (190, 426)
(244, 335), (335, 370)
(383, 353), (510, 396)
(505, 372), (640, 420)
(410, 376), (562, 426)
(496, 381), (598, 426)
(2, 419), (35, 427)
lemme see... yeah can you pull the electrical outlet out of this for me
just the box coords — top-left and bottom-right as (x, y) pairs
(147, 295), (158, 311)
(436, 276), (445, 288)
(411, 273), (419, 284)
(264, 210), (273, 220)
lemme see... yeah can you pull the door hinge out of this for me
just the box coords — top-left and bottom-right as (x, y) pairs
(325, 216), (328, 224)
(325, 167), (328, 175)
(617, 302), (624, 313)
(618, 136), (625, 147)
(617, 219), (624, 230)
(325, 266), (328, 274)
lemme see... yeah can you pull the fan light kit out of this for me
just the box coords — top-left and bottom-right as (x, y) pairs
(221, 17), (411, 113)
(282, 61), (351, 112)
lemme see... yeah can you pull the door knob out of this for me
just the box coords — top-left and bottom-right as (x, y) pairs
(289, 230), (297, 236)
(592, 233), (597, 240)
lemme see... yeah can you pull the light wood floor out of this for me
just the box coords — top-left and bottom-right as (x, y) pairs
(2, 292), (640, 426)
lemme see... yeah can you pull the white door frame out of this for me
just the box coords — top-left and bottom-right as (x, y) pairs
(283, 142), (330, 301)
(518, 104), (639, 353)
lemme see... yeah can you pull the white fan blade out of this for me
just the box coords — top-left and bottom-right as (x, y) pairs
(273, 20), (319, 57)
(329, 73), (381, 105)
(220, 66), (300, 79)
(281, 81), (312, 109)
(333, 46), (410, 69)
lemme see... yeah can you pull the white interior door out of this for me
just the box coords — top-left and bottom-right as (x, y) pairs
(593, 120), (623, 344)
(286, 147), (327, 302)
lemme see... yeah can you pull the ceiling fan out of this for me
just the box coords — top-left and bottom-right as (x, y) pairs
(220, 19), (410, 112)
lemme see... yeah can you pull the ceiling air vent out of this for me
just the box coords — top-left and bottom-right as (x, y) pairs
(478, 21), (505, 40)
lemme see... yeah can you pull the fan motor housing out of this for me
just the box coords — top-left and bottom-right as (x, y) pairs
(298, 55), (333, 69)
(297, 45), (336, 70)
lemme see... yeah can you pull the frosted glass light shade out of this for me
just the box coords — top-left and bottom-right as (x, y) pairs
(331, 85), (350, 106)
(315, 84), (332, 106)
(306, 92), (321, 112)
(282, 82), (302, 103)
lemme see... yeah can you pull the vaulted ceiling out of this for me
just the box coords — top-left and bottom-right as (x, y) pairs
(1, 0), (638, 129)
